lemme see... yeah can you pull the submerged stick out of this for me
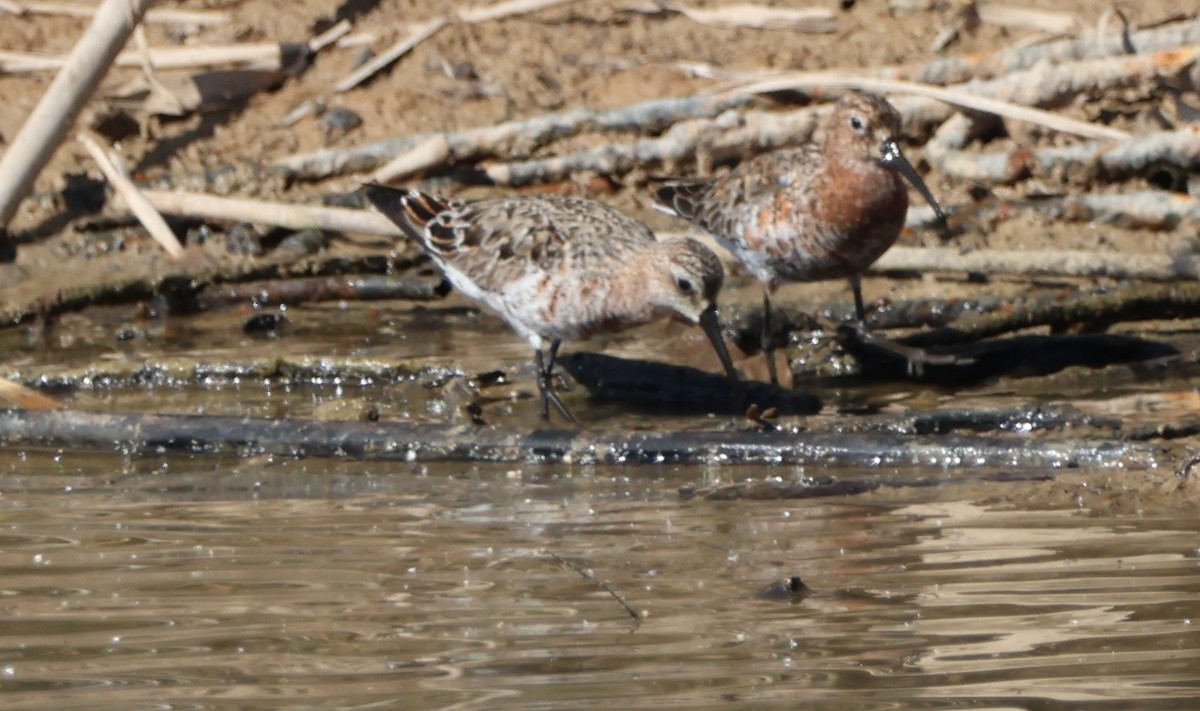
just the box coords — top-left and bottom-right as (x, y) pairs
(0, 408), (1170, 469)
(547, 552), (640, 621)
(0, 0), (153, 230)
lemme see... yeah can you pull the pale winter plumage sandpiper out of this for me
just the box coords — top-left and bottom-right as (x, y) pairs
(363, 184), (741, 423)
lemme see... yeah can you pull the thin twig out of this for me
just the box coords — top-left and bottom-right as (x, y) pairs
(333, 17), (447, 93)
(546, 551), (640, 621)
(80, 133), (185, 260)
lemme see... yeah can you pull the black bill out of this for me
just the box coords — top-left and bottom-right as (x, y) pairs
(699, 305), (743, 400)
(881, 139), (946, 223)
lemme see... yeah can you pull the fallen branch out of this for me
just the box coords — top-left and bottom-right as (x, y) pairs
(274, 93), (756, 181)
(0, 408), (1171, 469)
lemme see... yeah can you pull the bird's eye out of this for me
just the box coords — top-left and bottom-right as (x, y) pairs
(849, 115), (865, 132)
(676, 277), (694, 294)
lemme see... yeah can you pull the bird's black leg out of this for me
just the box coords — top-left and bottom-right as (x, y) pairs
(843, 276), (962, 377)
(761, 289), (779, 386)
(535, 341), (577, 424)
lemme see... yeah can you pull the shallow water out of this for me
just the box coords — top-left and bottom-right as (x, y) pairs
(4, 290), (1200, 708)
(1, 449), (1198, 710)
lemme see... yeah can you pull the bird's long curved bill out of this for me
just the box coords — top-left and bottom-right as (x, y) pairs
(699, 305), (742, 397)
(881, 139), (946, 222)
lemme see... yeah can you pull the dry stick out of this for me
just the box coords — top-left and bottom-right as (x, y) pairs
(664, 2), (837, 32)
(0, 1), (230, 25)
(138, 190), (402, 236)
(273, 93), (756, 180)
(884, 16), (1200, 84)
(334, 0), (577, 93)
(79, 133), (186, 260)
(546, 552), (640, 621)
(0, 0), (152, 230)
(0, 43), (299, 74)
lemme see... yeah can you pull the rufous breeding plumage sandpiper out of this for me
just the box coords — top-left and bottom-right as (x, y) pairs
(653, 90), (948, 383)
(363, 184), (741, 424)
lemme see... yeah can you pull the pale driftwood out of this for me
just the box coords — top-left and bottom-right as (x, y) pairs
(884, 16), (1200, 84)
(0, 0), (152, 230)
(0, 43), (297, 74)
(275, 93), (756, 180)
(369, 93), (754, 182)
(0, 408), (1170, 470)
(334, 0), (578, 93)
(666, 3), (837, 32)
(0, 379), (61, 411)
(80, 133), (185, 260)
(138, 190), (401, 237)
(870, 246), (1200, 282)
(927, 122), (1200, 185)
(0, 0), (230, 25)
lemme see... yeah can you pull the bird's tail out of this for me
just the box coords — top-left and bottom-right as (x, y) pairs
(361, 183), (451, 247)
(648, 177), (710, 222)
